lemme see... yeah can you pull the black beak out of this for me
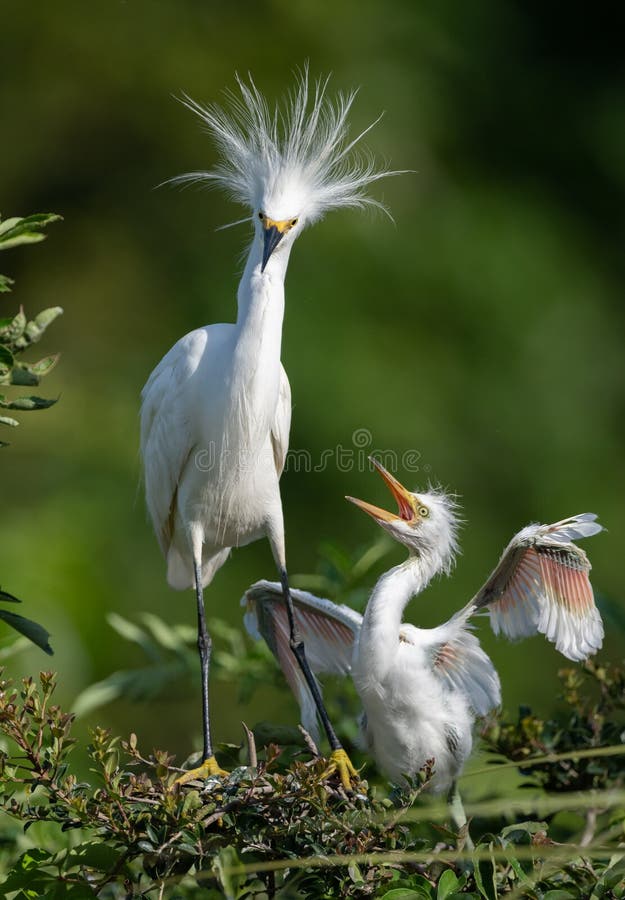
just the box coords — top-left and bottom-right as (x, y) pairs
(261, 225), (284, 272)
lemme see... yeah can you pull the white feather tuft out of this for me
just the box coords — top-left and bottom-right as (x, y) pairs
(171, 67), (400, 223)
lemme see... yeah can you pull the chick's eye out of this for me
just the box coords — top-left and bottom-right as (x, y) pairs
(419, 506), (429, 518)
(258, 212), (264, 220)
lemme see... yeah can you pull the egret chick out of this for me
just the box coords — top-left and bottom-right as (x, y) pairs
(141, 72), (397, 786)
(244, 459), (603, 819)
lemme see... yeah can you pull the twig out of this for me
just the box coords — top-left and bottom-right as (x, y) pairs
(242, 722), (257, 768)
(580, 807), (598, 847)
(298, 725), (320, 757)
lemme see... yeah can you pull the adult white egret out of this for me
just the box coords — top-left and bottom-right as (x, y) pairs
(140, 73), (396, 785)
(244, 459), (603, 805)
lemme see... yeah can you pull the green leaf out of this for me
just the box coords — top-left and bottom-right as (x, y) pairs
(0, 213), (62, 250)
(2, 308), (26, 342)
(599, 853), (625, 890)
(380, 890), (432, 900)
(20, 306), (63, 347)
(0, 345), (14, 374)
(106, 612), (161, 656)
(0, 609), (53, 655)
(437, 870), (462, 900)
(0, 217), (23, 236)
(72, 677), (126, 716)
(0, 847), (55, 893)
(65, 841), (123, 873)
(0, 273), (14, 292)
(26, 354), (60, 376)
(5, 355), (59, 387)
(542, 892), (576, 899)
(0, 395), (57, 411)
(473, 849), (498, 900)
(499, 821), (546, 845)
(5, 365), (39, 386)
(0, 415), (19, 428)
(505, 855), (531, 885)
(140, 612), (184, 650)
(213, 846), (247, 900)
(0, 588), (21, 603)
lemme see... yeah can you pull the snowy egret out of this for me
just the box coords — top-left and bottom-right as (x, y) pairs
(244, 459), (603, 813)
(141, 73), (397, 785)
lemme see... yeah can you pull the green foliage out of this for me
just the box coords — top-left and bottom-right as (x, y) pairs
(71, 611), (284, 719)
(0, 213), (58, 656)
(484, 661), (625, 794)
(0, 595), (53, 657)
(1, 669), (625, 898)
(0, 212), (62, 446)
(291, 536), (396, 609)
(0, 214), (62, 257)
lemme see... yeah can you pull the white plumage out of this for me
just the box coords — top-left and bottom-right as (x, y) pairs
(243, 459), (603, 796)
(140, 71), (396, 779)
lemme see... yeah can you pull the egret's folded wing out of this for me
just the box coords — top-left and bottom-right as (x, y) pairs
(469, 514), (604, 661)
(270, 366), (292, 478)
(419, 621), (501, 717)
(140, 329), (209, 556)
(242, 580), (362, 742)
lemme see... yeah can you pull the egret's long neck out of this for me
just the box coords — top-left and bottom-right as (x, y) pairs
(357, 551), (440, 681)
(236, 236), (288, 329)
(226, 235), (291, 450)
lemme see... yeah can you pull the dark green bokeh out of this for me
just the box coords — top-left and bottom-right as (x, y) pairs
(1, 2), (623, 762)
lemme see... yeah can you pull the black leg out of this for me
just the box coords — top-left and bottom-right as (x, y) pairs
(194, 559), (213, 762)
(279, 567), (342, 752)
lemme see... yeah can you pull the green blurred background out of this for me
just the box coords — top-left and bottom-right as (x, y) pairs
(1, 2), (624, 763)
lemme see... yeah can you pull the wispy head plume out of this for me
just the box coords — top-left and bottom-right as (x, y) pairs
(171, 66), (402, 224)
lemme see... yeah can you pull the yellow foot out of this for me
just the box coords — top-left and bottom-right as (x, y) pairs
(321, 749), (361, 792)
(173, 755), (229, 787)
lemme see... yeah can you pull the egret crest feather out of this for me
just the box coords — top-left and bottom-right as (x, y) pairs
(173, 68), (397, 223)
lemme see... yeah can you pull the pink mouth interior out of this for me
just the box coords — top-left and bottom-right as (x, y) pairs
(395, 492), (414, 521)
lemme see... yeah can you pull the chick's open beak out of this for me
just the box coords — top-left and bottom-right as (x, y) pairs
(346, 458), (417, 523)
(261, 218), (290, 272)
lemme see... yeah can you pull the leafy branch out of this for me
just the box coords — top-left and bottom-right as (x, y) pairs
(0, 212), (62, 447)
(0, 212), (59, 655)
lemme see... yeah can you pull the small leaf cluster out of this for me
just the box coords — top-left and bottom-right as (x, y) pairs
(0, 212), (58, 656)
(0, 212), (62, 446)
(484, 660), (625, 793)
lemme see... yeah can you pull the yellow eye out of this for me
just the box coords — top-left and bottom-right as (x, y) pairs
(419, 506), (429, 518)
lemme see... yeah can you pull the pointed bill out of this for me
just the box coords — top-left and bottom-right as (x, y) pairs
(261, 217), (293, 271)
(261, 224), (284, 271)
(346, 457), (417, 523)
